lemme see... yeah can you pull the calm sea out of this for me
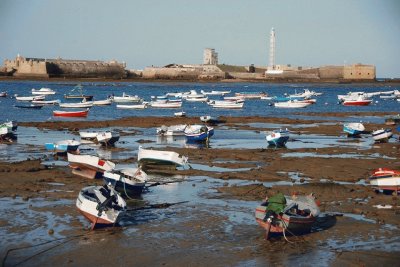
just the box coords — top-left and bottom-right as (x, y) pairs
(0, 80), (398, 122)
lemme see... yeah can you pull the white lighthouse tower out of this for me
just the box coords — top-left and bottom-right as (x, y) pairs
(269, 27), (276, 68)
(266, 27), (282, 74)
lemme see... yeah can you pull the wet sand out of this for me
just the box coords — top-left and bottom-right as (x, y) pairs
(1, 113), (400, 266)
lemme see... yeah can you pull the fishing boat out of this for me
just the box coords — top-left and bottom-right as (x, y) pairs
(274, 100), (312, 108)
(235, 92), (267, 99)
(53, 109), (89, 117)
(96, 131), (120, 146)
(112, 92), (143, 103)
(93, 99), (112, 105)
(68, 153), (115, 179)
(255, 193), (320, 239)
(15, 95), (46, 101)
(76, 184), (126, 229)
(266, 129), (290, 147)
(31, 88), (56, 95)
(184, 125), (214, 142)
(200, 89), (231, 96)
(184, 90), (208, 102)
(288, 89), (322, 98)
(372, 128), (393, 142)
(137, 146), (188, 168)
(116, 103), (148, 109)
(14, 104), (43, 109)
(369, 168), (400, 194)
(150, 101), (182, 108)
(59, 99), (94, 108)
(45, 139), (80, 153)
(343, 122), (365, 136)
(156, 124), (187, 136)
(209, 100), (244, 109)
(64, 84), (93, 101)
(0, 92), (7, 97)
(103, 168), (148, 198)
(32, 99), (61, 105)
(342, 96), (372, 106)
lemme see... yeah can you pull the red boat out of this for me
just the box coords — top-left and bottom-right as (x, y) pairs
(342, 96), (372, 106)
(369, 168), (400, 193)
(53, 109), (89, 117)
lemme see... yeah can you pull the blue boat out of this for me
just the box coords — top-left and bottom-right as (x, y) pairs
(266, 129), (290, 147)
(103, 168), (147, 198)
(343, 122), (365, 136)
(185, 125), (214, 142)
(45, 139), (80, 153)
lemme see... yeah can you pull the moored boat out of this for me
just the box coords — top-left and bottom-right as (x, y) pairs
(14, 104), (43, 109)
(274, 100), (312, 108)
(235, 92), (267, 99)
(53, 109), (89, 117)
(116, 103), (148, 109)
(342, 96), (372, 106)
(64, 85), (93, 101)
(0, 92), (7, 97)
(32, 99), (61, 105)
(59, 100), (94, 108)
(76, 184), (126, 229)
(112, 92), (143, 103)
(93, 99), (112, 105)
(31, 88), (56, 95)
(266, 129), (290, 147)
(343, 122), (365, 136)
(156, 124), (187, 136)
(15, 95), (46, 101)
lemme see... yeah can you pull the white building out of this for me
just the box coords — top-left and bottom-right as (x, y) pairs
(203, 48), (218, 65)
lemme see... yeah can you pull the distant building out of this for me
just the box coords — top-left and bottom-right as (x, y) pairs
(4, 54), (127, 78)
(266, 28), (282, 74)
(203, 48), (218, 65)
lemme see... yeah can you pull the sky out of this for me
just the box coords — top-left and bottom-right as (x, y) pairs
(0, 0), (399, 78)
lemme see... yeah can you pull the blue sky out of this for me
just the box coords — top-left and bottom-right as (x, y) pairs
(0, 0), (399, 77)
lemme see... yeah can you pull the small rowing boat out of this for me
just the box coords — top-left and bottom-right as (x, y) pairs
(53, 109), (89, 117)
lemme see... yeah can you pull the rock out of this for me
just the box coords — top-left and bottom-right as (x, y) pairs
(48, 229), (54, 235)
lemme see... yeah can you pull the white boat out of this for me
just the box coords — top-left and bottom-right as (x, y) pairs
(150, 101), (182, 108)
(96, 131), (120, 146)
(337, 92), (365, 101)
(31, 88), (56, 95)
(184, 90), (208, 102)
(274, 100), (312, 108)
(116, 103), (148, 109)
(288, 89), (322, 98)
(156, 124), (187, 136)
(93, 99), (112, 105)
(112, 92), (143, 103)
(103, 168), (148, 198)
(174, 111), (186, 117)
(15, 95), (46, 101)
(209, 101), (244, 109)
(266, 129), (290, 147)
(235, 92), (267, 99)
(59, 100), (94, 108)
(31, 99), (61, 105)
(79, 131), (98, 140)
(68, 153), (115, 174)
(224, 96), (245, 102)
(137, 146), (188, 168)
(343, 122), (365, 136)
(200, 90), (231, 96)
(369, 168), (400, 193)
(76, 184), (126, 228)
(372, 128), (393, 142)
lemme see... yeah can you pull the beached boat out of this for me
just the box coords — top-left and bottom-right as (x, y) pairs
(274, 100), (312, 108)
(184, 125), (214, 142)
(64, 85), (93, 101)
(76, 184), (126, 229)
(343, 122), (365, 136)
(369, 168), (400, 194)
(96, 131), (120, 146)
(372, 128), (393, 142)
(255, 193), (320, 239)
(1, 120), (18, 131)
(199, 115), (226, 125)
(112, 92), (143, 103)
(137, 146), (188, 168)
(15, 95), (46, 101)
(385, 114), (400, 125)
(0, 92), (7, 97)
(0, 121), (17, 141)
(53, 109), (89, 117)
(266, 129), (290, 147)
(103, 168), (148, 198)
(156, 124), (187, 136)
(45, 139), (80, 153)
(68, 153), (115, 179)
(116, 103), (148, 109)
(31, 88), (56, 95)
